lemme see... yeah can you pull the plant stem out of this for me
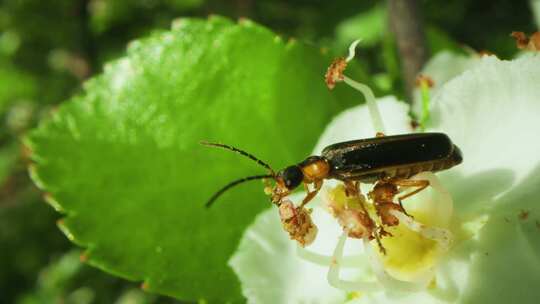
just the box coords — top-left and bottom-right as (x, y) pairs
(388, 0), (428, 103)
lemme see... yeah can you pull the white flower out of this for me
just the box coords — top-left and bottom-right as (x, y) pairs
(230, 54), (540, 304)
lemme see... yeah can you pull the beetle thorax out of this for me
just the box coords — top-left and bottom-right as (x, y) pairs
(300, 156), (331, 183)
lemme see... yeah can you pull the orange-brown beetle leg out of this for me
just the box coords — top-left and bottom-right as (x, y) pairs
(344, 180), (387, 255)
(393, 179), (430, 215)
(300, 180), (323, 208)
(343, 180), (360, 197)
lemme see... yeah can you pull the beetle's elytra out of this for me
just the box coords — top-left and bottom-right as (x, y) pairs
(322, 132), (463, 182)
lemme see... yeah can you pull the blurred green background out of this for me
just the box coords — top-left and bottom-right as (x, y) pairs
(0, 0), (537, 303)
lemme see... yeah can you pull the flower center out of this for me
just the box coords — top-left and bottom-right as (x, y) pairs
(379, 207), (448, 282)
(299, 172), (456, 291)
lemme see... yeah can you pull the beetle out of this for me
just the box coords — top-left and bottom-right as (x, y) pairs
(201, 132), (462, 210)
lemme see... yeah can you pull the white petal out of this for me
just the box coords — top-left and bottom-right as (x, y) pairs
(412, 51), (482, 118)
(425, 56), (540, 303)
(313, 96), (412, 155)
(431, 55), (540, 189)
(422, 52), (482, 92)
(229, 193), (348, 304)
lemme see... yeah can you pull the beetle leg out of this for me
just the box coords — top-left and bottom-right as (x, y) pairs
(343, 180), (360, 197)
(373, 229), (387, 255)
(393, 179), (430, 214)
(394, 179), (430, 199)
(343, 180), (388, 254)
(388, 209), (452, 250)
(302, 182), (310, 194)
(300, 180), (323, 208)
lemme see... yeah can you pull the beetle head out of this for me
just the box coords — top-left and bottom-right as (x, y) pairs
(271, 165), (304, 203)
(278, 165), (304, 190)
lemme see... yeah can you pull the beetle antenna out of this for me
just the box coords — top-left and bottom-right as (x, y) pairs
(200, 141), (275, 175)
(205, 174), (274, 208)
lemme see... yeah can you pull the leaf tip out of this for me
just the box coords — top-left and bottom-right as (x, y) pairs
(80, 251), (89, 262)
(28, 164), (46, 190)
(127, 40), (142, 53)
(238, 17), (254, 27)
(286, 37), (297, 49)
(57, 218), (76, 241)
(207, 14), (223, 23)
(140, 281), (150, 291)
(20, 135), (34, 158)
(171, 18), (185, 30)
(43, 192), (65, 212)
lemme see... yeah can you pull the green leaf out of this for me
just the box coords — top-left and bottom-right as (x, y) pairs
(426, 26), (465, 55)
(26, 17), (354, 303)
(335, 4), (386, 50)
